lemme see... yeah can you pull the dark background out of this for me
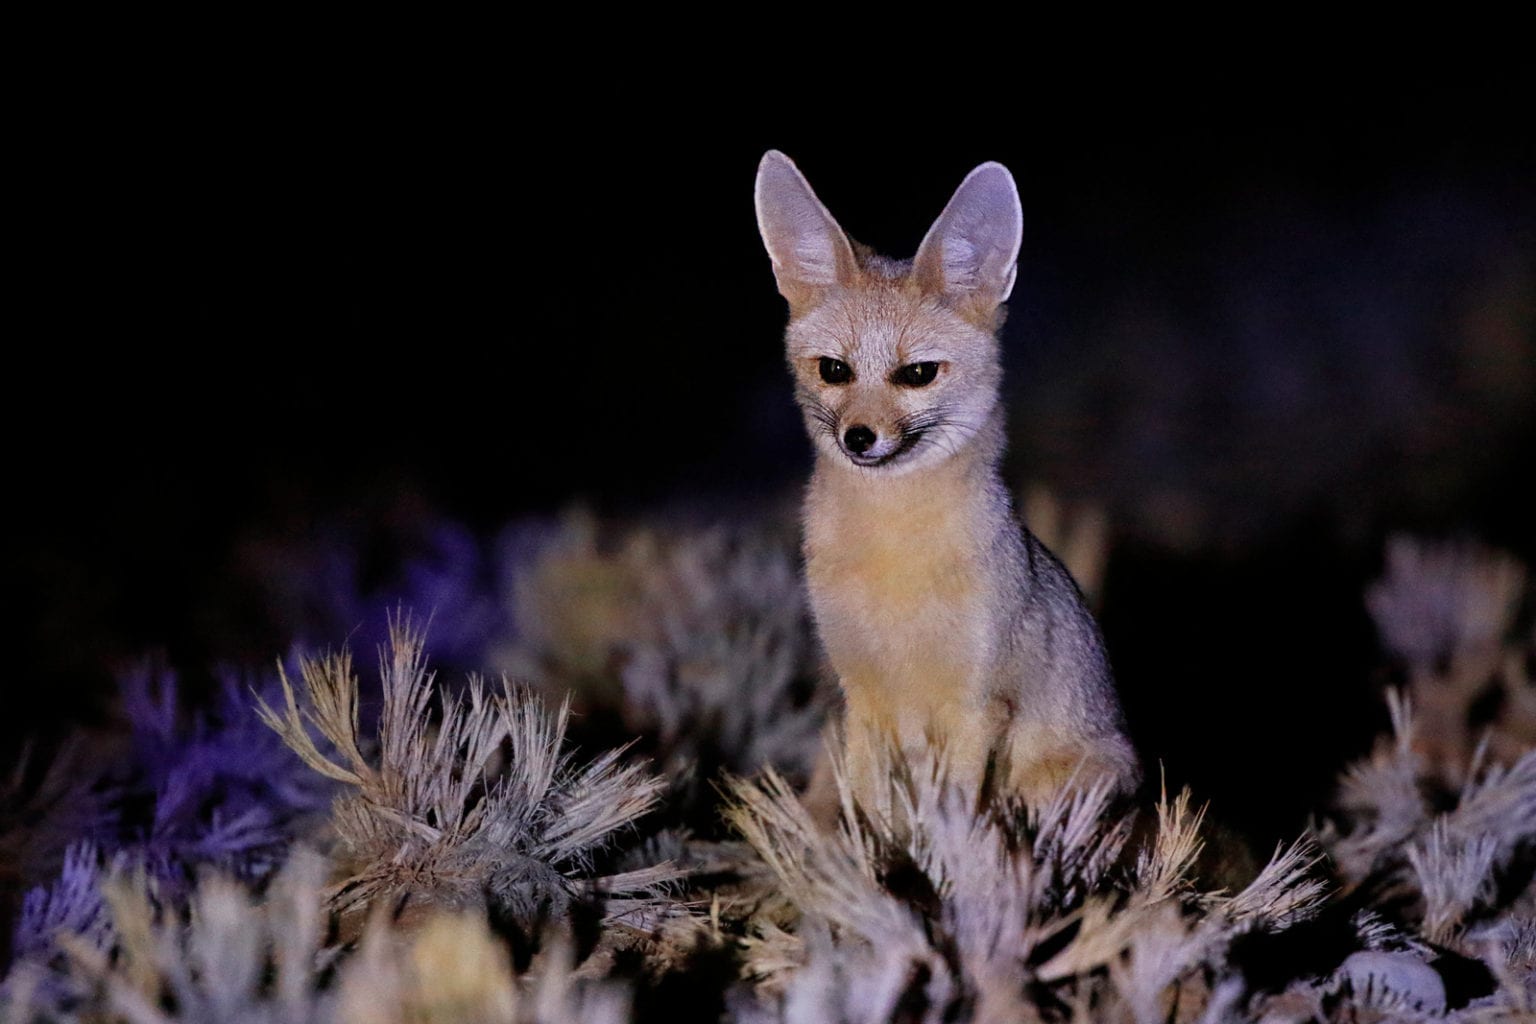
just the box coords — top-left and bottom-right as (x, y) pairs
(11, 72), (1534, 840)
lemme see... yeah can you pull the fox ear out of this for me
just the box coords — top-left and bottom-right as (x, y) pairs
(755, 150), (859, 313)
(912, 162), (1022, 309)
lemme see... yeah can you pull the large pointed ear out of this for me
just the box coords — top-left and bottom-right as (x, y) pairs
(755, 150), (859, 314)
(912, 162), (1022, 311)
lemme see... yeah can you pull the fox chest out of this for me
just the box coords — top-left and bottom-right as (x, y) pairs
(803, 522), (997, 709)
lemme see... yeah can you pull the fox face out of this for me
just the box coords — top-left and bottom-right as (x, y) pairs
(783, 278), (1004, 474)
(756, 152), (1023, 475)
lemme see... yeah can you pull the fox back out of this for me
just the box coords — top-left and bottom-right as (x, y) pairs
(755, 151), (1139, 807)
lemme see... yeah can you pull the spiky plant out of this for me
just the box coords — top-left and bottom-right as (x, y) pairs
(118, 665), (334, 891)
(1366, 536), (1532, 785)
(494, 510), (829, 811)
(255, 617), (683, 932)
(1, 735), (118, 983)
(335, 908), (634, 1024)
(2, 849), (333, 1023)
(727, 745), (1331, 1023)
(5, 845), (635, 1024)
(9, 843), (114, 966)
(2, 842), (119, 1017)
(1321, 689), (1536, 954)
(1368, 537), (1525, 668)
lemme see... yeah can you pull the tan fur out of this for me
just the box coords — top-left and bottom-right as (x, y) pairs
(756, 152), (1140, 810)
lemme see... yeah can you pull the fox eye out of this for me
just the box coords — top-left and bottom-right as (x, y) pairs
(818, 357), (853, 384)
(892, 361), (940, 387)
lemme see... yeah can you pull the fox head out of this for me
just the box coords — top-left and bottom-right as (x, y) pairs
(755, 150), (1022, 476)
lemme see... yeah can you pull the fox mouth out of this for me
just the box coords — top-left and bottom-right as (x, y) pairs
(844, 429), (926, 467)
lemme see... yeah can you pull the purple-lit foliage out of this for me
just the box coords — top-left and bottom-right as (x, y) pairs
(237, 515), (496, 672)
(114, 663), (333, 892)
(0, 735), (117, 911)
(9, 842), (114, 966)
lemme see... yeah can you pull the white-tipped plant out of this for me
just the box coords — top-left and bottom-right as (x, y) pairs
(1322, 690), (1536, 951)
(1329, 688), (1428, 885)
(1365, 536), (1531, 786)
(731, 752), (1117, 1016)
(255, 616), (681, 929)
(24, 848), (335, 1024)
(1407, 823), (1499, 945)
(336, 907), (633, 1024)
(1367, 536), (1525, 667)
(497, 510), (829, 792)
(1037, 813), (1330, 998)
(9, 849), (635, 1024)
(10, 842), (114, 966)
(2, 841), (119, 1017)
(727, 741), (1346, 1024)
(1215, 836), (1329, 928)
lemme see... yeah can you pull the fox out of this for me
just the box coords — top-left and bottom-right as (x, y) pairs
(754, 151), (1140, 808)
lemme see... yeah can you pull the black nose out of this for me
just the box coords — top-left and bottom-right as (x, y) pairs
(843, 425), (876, 454)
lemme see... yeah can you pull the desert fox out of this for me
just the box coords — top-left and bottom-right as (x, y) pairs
(754, 151), (1139, 808)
